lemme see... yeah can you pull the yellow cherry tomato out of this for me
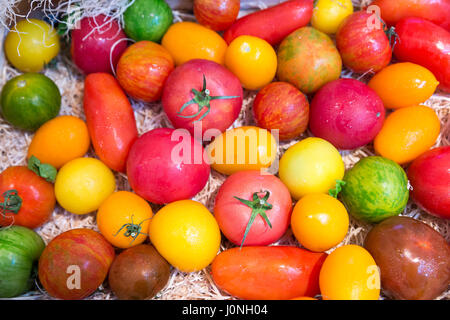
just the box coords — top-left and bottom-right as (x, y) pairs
(374, 105), (440, 165)
(55, 157), (116, 215)
(291, 193), (349, 252)
(368, 62), (439, 109)
(149, 200), (221, 272)
(279, 137), (345, 200)
(4, 19), (60, 72)
(311, 0), (354, 34)
(27, 115), (90, 169)
(224, 35), (277, 90)
(206, 126), (278, 175)
(161, 21), (227, 65)
(97, 191), (153, 249)
(319, 245), (380, 300)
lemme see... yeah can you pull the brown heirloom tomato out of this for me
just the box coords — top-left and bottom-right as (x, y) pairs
(194, 0), (240, 31)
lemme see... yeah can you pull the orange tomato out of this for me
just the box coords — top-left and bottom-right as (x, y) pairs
(368, 62), (439, 109)
(291, 296), (317, 300)
(27, 115), (90, 169)
(374, 105), (440, 164)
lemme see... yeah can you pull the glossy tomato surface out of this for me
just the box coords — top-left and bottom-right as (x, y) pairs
(194, 0), (240, 31)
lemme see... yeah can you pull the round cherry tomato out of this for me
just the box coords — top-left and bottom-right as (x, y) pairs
(149, 200), (221, 272)
(291, 193), (349, 252)
(225, 35), (277, 90)
(4, 19), (59, 72)
(97, 191), (153, 249)
(214, 170), (292, 247)
(54, 157), (116, 215)
(194, 0), (240, 31)
(311, 0), (353, 34)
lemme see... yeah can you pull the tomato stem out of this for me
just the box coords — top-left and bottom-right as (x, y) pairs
(329, 179), (346, 198)
(0, 190), (22, 216)
(28, 156), (57, 183)
(113, 215), (151, 245)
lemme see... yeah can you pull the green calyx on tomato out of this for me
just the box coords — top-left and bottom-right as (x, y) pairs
(0, 190), (22, 216)
(28, 156), (57, 183)
(234, 191), (273, 248)
(374, 13), (398, 49)
(113, 215), (151, 245)
(177, 75), (240, 122)
(328, 179), (346, 198)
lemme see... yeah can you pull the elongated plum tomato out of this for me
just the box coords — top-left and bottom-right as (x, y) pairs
(71, 15), (128, 74)
(116, 41), (174, 102)
(38, 228), (115, 300)
(126, 128), (210, 204)
(214, 170), (292, 247)
(162, 59), (243, 137)
(194, 0), (240, 31)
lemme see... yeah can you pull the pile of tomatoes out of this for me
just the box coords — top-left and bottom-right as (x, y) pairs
(0, 0), (449, 301)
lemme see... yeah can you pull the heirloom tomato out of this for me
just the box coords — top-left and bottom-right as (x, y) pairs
(194, 0), (240, 31)
(311, 0), (353, 34)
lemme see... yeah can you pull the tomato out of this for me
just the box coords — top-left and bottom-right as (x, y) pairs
(311, 0), (353, 34)
(1, 73), (61, 131)
(0, 226), (45, 298)
(194, 0), (240, 31)
(279, 137), (345, 200)
(0, 165), (55, 229)
(126, 128), (210, 204)
(408, 146), (450, 219)
(162, 59), (243, 137)
(277, 27), (342, 94)
(54, 157), (116, 215)
(291, 296), (317, 300)
(97, 191), (153, 249)
(27, 115), (90, 169)
(123, 0), (173, 42)
(162, 22), (227, 66)
(71, 15), (128, 74)
(224, 35), (277, 90)
(253, 82), (309, 141)
(309, 78), (385, 150)
(291, 193), (349, 252)
(394, 17), (450, 92)
(319, 245), (380, 300)
(336, 11), (392, 73)
(206, 126), (277, 175)
(108, 244), (170, 300)
(365, 216), (450, 300)
(149, 200), (221, 272)
(374, 105), (440, 165)
(211, 246), (327, 300)
(223, 0), (313, 45)
(214, 170), (292, 247)
(38, 228), (115, 300)
(4, 19), (59, 72)
(84, 73), (138, 172)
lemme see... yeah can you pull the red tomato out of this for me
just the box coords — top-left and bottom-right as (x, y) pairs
(223, 0), (313, 45)
(0, 166), (55, 229)
(116, 41), (174, 102)
(38, 228), (115, 300)
(194, 0), (240, 31)
(71, 15), (128, 74)
(394, 17), (450, 92)
(126, 128), (210, 204)
(309, 79), (385, 150)
(83, 73), (138, 173)
(336, 11), (392, 73)
(162, 59), (243, 137)
(211, 246), (327, 300)
(408, 146), (450, 219)
(253, 82), (309, 141)
(214, 170), (292, 247)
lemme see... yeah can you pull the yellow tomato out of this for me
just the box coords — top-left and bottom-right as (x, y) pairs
(374, 105), (440, 165)
(291, 193), (349, 252)
(311, 0), (354, 34)
(224, 35), (277, 90)
(161, 21), (227, 65)
(4, 19), (60, 72)
(368, 62), (439, 109)
(319, 245), (380, 300)
(97, 191), (153, 249)
(279, 137), (345, 200)
(27, 115), (90, 169)
(206, 126), (278, 175)
(55, 157), (116, 215)
(149, 200), (221, 272)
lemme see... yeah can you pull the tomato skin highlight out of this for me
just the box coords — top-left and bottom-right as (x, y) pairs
(211, 246), (327, 300)
(194, 0), (240, 31)
(83, 73), (138, 172)
(223, 0), (313, 46)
